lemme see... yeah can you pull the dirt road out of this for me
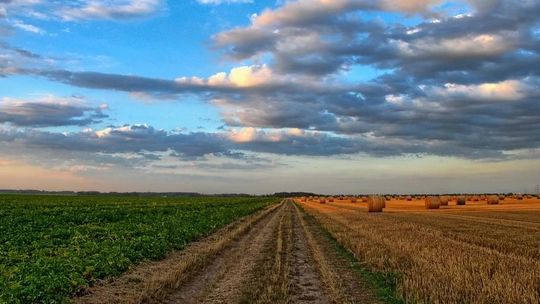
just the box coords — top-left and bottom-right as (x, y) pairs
(75, 200), (380, 304)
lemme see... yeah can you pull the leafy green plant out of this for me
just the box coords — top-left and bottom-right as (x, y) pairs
(0, 195), (277, 303)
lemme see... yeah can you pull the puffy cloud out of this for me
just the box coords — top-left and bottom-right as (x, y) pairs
(430, 80), (528, 101)
(225, 65), (273, 87)
(0, 124), (229, 159)
(393, 33), (518, 59)
(228, 127), (291, 143)
(2, 0), (540, 163)
(0, 95), (108, 127)
(0, 124), (374, 166)
(215, 0), (539, 79)
(178, 65), (276, 88)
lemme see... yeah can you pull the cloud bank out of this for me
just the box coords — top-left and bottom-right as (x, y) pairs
(1, 0), (540, 184)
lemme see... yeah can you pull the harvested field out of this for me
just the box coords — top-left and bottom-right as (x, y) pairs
(298, 197), (540, 303)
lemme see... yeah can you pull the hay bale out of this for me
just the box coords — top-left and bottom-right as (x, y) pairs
(328, 197), (334, 202)
(406, 196), (412, 201)
(440, 196), (449, 206)
(361, 197), (368, 203)
(456, 196), (466, 205)
(350, 197), (357, 203)
(425, 196), (441, 209)
(487, 195), (499, 205)
(319, 198), (326, 204)
(367, 195), (385, 212)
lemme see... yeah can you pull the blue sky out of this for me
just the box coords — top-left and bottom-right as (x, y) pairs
(0, 0), (539, 194)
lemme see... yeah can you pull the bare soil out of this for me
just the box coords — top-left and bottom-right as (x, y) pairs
(74, 200), (380, 304)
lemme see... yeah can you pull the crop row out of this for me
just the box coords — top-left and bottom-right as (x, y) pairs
(0, 195), (278, 303)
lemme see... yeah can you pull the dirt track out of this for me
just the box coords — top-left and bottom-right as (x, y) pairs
(75, 200), (380, 304)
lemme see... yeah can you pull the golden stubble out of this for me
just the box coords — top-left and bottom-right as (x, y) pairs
(298, 198), (540, 303)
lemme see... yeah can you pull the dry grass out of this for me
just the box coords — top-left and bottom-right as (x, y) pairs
(297, 197), (540, 303)
(244, 202), (291, 304)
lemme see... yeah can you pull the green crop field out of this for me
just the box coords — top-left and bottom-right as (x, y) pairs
(0, 194), (278, 303)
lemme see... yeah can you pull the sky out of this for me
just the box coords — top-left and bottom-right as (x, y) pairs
(0, 0), (539, 194)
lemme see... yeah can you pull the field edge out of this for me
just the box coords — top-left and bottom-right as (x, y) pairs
(295, 202), (404, 304)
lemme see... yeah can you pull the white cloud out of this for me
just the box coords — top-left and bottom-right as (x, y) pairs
(9, 19), (45, 34)
(177, 65), (276, 88)
(59, 0), (162, 21)
(394, 33), (517, 58)
(228, 127), (312, 143)
(434, 80), (527, 101)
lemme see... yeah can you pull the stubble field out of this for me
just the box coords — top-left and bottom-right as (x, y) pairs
(297, 196), (540, 303)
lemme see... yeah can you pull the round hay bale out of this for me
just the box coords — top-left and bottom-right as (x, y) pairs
(361, 197), (368, 203)
(440, 196), (449, 206)
(456, 196), (466, 205)
(517, 195), (523, 200)
(367, 195), (385, 212)
(350, 197), (357, 203)
(328, 197), (334, 202)
(499, 195), (506, 201)
(319, 198), (326, 204)
(406, 196), (412, 201)
(487, 195), (499, 205)
(425, 196), (441, 209)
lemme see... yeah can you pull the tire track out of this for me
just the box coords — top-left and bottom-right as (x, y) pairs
(288, 202), (332, 304)
(76, 200), (382, 304)
(161, 201), (287, 304)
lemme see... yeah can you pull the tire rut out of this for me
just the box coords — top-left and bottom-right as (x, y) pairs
(161, 200), (287, 304)
(288, 203), (332, 304)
